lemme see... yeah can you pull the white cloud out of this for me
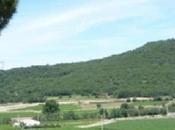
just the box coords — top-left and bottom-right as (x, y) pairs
(1, 0), (174, 69)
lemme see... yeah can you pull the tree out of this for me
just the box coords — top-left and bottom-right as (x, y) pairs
(96, 103), (102, 109)
(0, 0), (18, 32)
(120, 103), (130, 109)
(43, 100), (60, 114)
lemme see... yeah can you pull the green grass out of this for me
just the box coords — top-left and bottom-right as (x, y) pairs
(0, 125), (20, 130)
(27, 119), (99, 130)
(106, 118), (175, 130)
(131, 100), (167, 106)
(60, 104), (81, 112)
(13, 104), (81, 112)
(2, 116), (175, 130)
(0, 111), (37, 119)
(25, 118), (175, 130)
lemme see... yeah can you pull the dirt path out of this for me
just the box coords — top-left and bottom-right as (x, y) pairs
(78, 119), (116, 128)
(0, 103), (41, 112)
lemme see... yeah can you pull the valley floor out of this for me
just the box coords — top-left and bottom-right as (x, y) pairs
(0, 96), (175, 130)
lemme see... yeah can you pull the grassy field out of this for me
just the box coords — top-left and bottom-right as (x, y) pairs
(0, 98), (174, 130)
(12, 118), (173, 130)
(0, 125), (19, 130)
(106, 118), (175, 130)
(0, 111), (37, 119)
(15, 104), (81, 112)
(1, 118), (175, 130)
(131, 100), (167, 106)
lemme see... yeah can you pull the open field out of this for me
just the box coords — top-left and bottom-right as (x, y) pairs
(5, 118), (172, 130)
(0, 125), (19, 130)
(2, 118), (174, 130)
(0, 97), (174, 130)
(0, 111), (37, 119)
(105, 118), (175, 130)
(131, 100), (167, 107)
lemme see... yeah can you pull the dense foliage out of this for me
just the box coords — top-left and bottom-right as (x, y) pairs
(41, 100), (60, 121)
(0, 0), (18, 32)
(0, 39), (175, 103)
(42, 100), (59, 114)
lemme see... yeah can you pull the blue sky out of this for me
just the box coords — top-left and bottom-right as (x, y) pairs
(0, 0), (175, 69)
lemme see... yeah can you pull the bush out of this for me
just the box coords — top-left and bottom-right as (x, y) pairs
(120, 103), (134, 109)
(168, 103), (175, 112)
(81, 112), (98, 119)
(120, 103), (129, 109)
(126, 98), (131, 102)
(36, 113), (60, 121)
(140, 108), (160, 116)
(138, 105), (144, 110)
(160, 108), (167, 115)
(120, 108), (128, 117)
(43, 100), (60, 114)
(110, 109), (122, 118)
(63, 111), (79, 120)
(132, 98), (137, 102)
(127, 109), (139, 117)
(153, 96), (162, 101)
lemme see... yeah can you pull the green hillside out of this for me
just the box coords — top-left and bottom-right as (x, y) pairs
(1, 39), (175, 103)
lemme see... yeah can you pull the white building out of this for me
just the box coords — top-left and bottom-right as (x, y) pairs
(12, 117), (40, 127)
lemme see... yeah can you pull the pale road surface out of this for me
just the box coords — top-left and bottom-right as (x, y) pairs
(0, 103), (41, 112)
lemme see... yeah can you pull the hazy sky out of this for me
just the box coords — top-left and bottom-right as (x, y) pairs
(0, 0), (175, 69)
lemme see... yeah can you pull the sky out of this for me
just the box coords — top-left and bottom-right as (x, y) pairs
(0, 0), (175, 69)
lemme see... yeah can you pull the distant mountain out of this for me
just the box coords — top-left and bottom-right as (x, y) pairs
(1, 39), (175, 103)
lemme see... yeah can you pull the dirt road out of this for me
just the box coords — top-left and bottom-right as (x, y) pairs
(0, 103), (41, 112)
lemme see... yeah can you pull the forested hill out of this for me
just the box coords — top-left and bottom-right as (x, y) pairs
(1, 39), (175, 103)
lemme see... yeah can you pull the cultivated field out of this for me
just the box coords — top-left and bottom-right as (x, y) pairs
(0, 96), (174, 130)
(1, 118), (175, 130)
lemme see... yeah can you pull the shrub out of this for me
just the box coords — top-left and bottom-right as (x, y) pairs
(120, 103), (134, 109)
(43, 100), (59, 114)
(160, 108), (167, 115)
(81, 112), (98, 119)
(36, 113), (60, 121)
(120, 108), (128, 117)
(127, 109), (139, 117)
(153, 96), (162, 101)
(138, 105), (144, 110)
(63, 111), (79, 120)
(120, 103), (130, 109)
(168, 103), (175, 112)
(110, 109), (122, 118)
(126, 98), (131, 102)
(132, 98), (137, 102)
(140, 108), (160, 116)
